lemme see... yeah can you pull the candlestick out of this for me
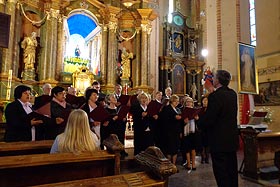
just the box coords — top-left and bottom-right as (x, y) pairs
(6, 69), (12, 100)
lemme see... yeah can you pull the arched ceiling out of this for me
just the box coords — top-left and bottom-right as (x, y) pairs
(67, 14), (97, 38)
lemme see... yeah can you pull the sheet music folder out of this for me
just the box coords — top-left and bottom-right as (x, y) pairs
(88, 106), (110, 122)
(27, 111), (51, 123)
(181, 107), (202, 119)
(117, 105), (130, 119)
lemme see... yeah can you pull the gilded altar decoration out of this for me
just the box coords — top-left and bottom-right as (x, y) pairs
(64, 57), (90, 73)
(121, 48), (133, 78)
(21, 32), (37, 70)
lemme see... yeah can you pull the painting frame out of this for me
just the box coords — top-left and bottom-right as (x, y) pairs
(172, 31), (184, 55)
(171, 63), (186, 96)
(254, 81), (280, 106)
(237, 42), (259, 94)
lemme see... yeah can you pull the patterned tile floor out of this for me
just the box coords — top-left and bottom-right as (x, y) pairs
(124, 139), (279, 187)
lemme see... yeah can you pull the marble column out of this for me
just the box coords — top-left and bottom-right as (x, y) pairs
(55, 16), (64, 81)
(39, 8), (59, 83)
(100, 25), (108, 85)
(134, 30), (141, 87)
(106, 21), (117, 88)
(140, 22), (152, 87)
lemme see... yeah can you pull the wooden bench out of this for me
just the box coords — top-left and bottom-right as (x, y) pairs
(34, 146), (177, 187)
(241, 128), (280, 179)
(0, 140), (53, 156)
(34, 171), (167, 187)
(0, 134), (124, 187)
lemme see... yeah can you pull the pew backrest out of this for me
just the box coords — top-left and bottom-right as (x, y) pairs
(0, 151), (118, 187)
(0, 140), (53, 156)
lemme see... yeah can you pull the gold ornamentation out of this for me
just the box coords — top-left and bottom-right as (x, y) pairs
(108, 21), (117, 33)
(141, 23), (152, 34)
(49, 8), (60, 19)
(19, 2), (48, 26)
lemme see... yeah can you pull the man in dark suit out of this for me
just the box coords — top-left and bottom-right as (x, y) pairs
(198, 70), (239, 187)
(92, 81), (106, 106)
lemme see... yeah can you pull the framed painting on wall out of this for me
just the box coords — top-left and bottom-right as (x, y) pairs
(237, 42), (259, 94)
(172, 32), (184, 54)
(172, 63), (185, 95)
(254, 81), (280, 106)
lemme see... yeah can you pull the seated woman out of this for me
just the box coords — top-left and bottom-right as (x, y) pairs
(5, 85), (43, 142)
(50, 109), (100, 153)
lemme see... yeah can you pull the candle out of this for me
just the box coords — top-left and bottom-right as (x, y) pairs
(8, 70), (12, 80)
(124, 83), (128, 95)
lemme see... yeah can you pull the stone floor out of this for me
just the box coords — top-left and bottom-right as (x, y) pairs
(124, 139), (279, 187)
(168, 152), (275, 187)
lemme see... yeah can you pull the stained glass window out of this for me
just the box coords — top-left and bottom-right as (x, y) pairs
(249, 0), (256, 46)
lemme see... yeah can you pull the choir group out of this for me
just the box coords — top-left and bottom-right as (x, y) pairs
(4, 81), (211, 167)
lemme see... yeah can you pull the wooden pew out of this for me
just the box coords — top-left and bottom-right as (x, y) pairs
(34, 146), (177, 187)
(274, 150), (280, 184)
(0, 140), (53, 156)
(0, 134), (124, 187)
(34, 172), (167, 187)
(241, 127), (280, 179)
(0, 122), (6, 141)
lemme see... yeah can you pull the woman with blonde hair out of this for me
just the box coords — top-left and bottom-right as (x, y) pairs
(50, 109), (100, 154)
(130, 92), (154, 155)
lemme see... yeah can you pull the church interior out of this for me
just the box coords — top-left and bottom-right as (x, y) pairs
(0, 0), (279, 186)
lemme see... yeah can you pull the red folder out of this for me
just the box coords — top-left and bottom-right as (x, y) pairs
(181, 107), (202, 120)
(34, 102), (51, 117)
(88, 106), (110, 122)
(33, 95), (52, 110)
(118, 95), (130, 105)
(253, 111), (267, 117)
(147, 100), (162, 116)
(66, 94), (85, 108)
(117, 105), (130, 120)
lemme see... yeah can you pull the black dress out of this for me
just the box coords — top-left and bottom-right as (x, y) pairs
(48, 101), (72, 139)
(159, 105), (182, 155)
(130, 103), (154, 155)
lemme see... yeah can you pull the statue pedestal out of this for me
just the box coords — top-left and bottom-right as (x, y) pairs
(23, 69), (35, 80)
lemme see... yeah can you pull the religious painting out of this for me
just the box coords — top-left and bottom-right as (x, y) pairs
(254, 81), (280, 106)
(172, 32), (184, 54)
(237, 43), (258, 94)
(172, 63), (185, 95)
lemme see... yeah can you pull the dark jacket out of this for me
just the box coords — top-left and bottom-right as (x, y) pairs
(198, 86), (239, 152)
(5, 100), (32, 142)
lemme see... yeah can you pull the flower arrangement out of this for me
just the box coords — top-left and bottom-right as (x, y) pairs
(250, 107), (274, 124)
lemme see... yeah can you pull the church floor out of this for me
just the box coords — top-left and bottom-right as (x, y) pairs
(123, 139), (279, 187)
